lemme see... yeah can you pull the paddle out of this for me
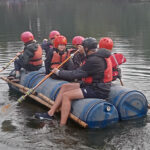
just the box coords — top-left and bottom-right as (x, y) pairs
(119, 78), (124, 86)
(117, 68), (124, 86)
(0, 50), (24, 73)
(0, 49), (80, 114)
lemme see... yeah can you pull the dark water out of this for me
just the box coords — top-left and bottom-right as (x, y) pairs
(0, 0), (150, 149)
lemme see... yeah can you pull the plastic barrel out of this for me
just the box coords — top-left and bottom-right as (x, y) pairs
(21, 70), (68, 100)
(108, 84), (148, 120)
(71, 98), (119, 128)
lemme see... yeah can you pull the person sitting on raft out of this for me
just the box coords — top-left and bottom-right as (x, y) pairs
(44, 35), (74, 79)
(69, 36), (86, 69)
(41, 30), (60, 57)
(35, 37), (113, 126)
(8, 31), (43, 82)
(99, 37), (126, 82)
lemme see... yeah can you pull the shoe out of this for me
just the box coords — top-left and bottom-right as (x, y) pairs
(34, 112), (54, 121)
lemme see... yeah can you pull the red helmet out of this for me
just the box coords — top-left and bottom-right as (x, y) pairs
(53, 35), (67, 48)
(72, 36), (85, 46)
(49, 30), (60, 39)
(99, 37), (113, 50)
(21, 31), (34, 43)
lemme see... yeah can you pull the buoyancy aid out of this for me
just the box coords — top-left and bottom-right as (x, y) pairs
(29, 45), (43, 66)
(103, 58), (113, 83)
(110, 53), (126, 80)
(110, 53), (126, 68)
(51, 50), (69, 69)
(82, 57), (112, 84)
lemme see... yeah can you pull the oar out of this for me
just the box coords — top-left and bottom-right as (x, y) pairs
(0, 49), (80, 114)
(0, 50), (24, 73)
(119, 78), (124, 86)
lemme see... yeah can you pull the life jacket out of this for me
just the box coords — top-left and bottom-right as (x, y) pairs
(82, 57), (112, 84)
(51, 50), (69, 69)
(29, 45), (43, 66)
(110, 53), (126, 80)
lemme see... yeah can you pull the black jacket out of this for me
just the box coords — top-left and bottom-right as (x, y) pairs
(58, 48), (112, 99)
(70, 48), (85, 69)
(18, 41), (42, 71)
(18, 41), (38, 64)
(41, 41), (53, 57)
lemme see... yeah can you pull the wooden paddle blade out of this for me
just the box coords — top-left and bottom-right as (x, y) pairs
(0, 101), (18, 115)
(1, 104), (11, 113)
(0, 68), (5, 73)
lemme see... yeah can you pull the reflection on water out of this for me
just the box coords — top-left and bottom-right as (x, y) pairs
(0, 0), (150, 149)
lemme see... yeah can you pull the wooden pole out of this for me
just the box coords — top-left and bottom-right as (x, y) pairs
(1, 76), (88, 128)
(119, 78), (124, 86)
(0, 50), (24, 73)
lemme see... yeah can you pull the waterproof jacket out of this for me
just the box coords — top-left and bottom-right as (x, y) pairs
(45, 48), (75, 75)
(82, 57), (112, 83)
(58, 48), (112, 99)
(41, 41), (53, 57)
(18, 41), (43, 71)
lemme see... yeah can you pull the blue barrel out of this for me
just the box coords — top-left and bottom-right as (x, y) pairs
(20, 69), (68, 100)
(71, 98), (119, 128)
(9, 68), (147, 128)
(19, 69), (119, 128)
(108, 84), (148, 120)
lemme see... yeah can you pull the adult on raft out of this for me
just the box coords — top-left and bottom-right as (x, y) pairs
(35, 37), (113, 126)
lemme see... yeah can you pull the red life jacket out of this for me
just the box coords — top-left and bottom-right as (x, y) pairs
(103, 58), (113, 83)
(110, 53), (126, 68)
(51, 50), (69, 69)
(110, 53), (126, 80)
(29, 45), (43, 66)
(82, 58), (112, 84)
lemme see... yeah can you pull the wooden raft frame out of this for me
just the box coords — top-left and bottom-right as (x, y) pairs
(1, 76), (88, 128)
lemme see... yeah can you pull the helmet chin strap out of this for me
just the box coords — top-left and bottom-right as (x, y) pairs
(84, 47), (89, 55)
(59, 50), (65, 55)
(85, 48), (97, 56)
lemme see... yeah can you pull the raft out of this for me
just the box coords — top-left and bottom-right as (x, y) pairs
(1, 68), (148, 128)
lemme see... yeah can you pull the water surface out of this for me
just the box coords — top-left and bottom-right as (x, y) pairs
(0, 0), (150, 149)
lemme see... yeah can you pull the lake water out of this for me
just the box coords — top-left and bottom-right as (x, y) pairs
(0, 0), (150, 149)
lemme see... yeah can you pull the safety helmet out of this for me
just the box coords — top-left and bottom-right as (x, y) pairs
(72, 36), (85, 46)
(21, 31), (34, 43)
(82, 37), (97, 50)
(49, 30), (60, 40)
(53, 35), (67, 48)
(99, 37), (113, 50)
